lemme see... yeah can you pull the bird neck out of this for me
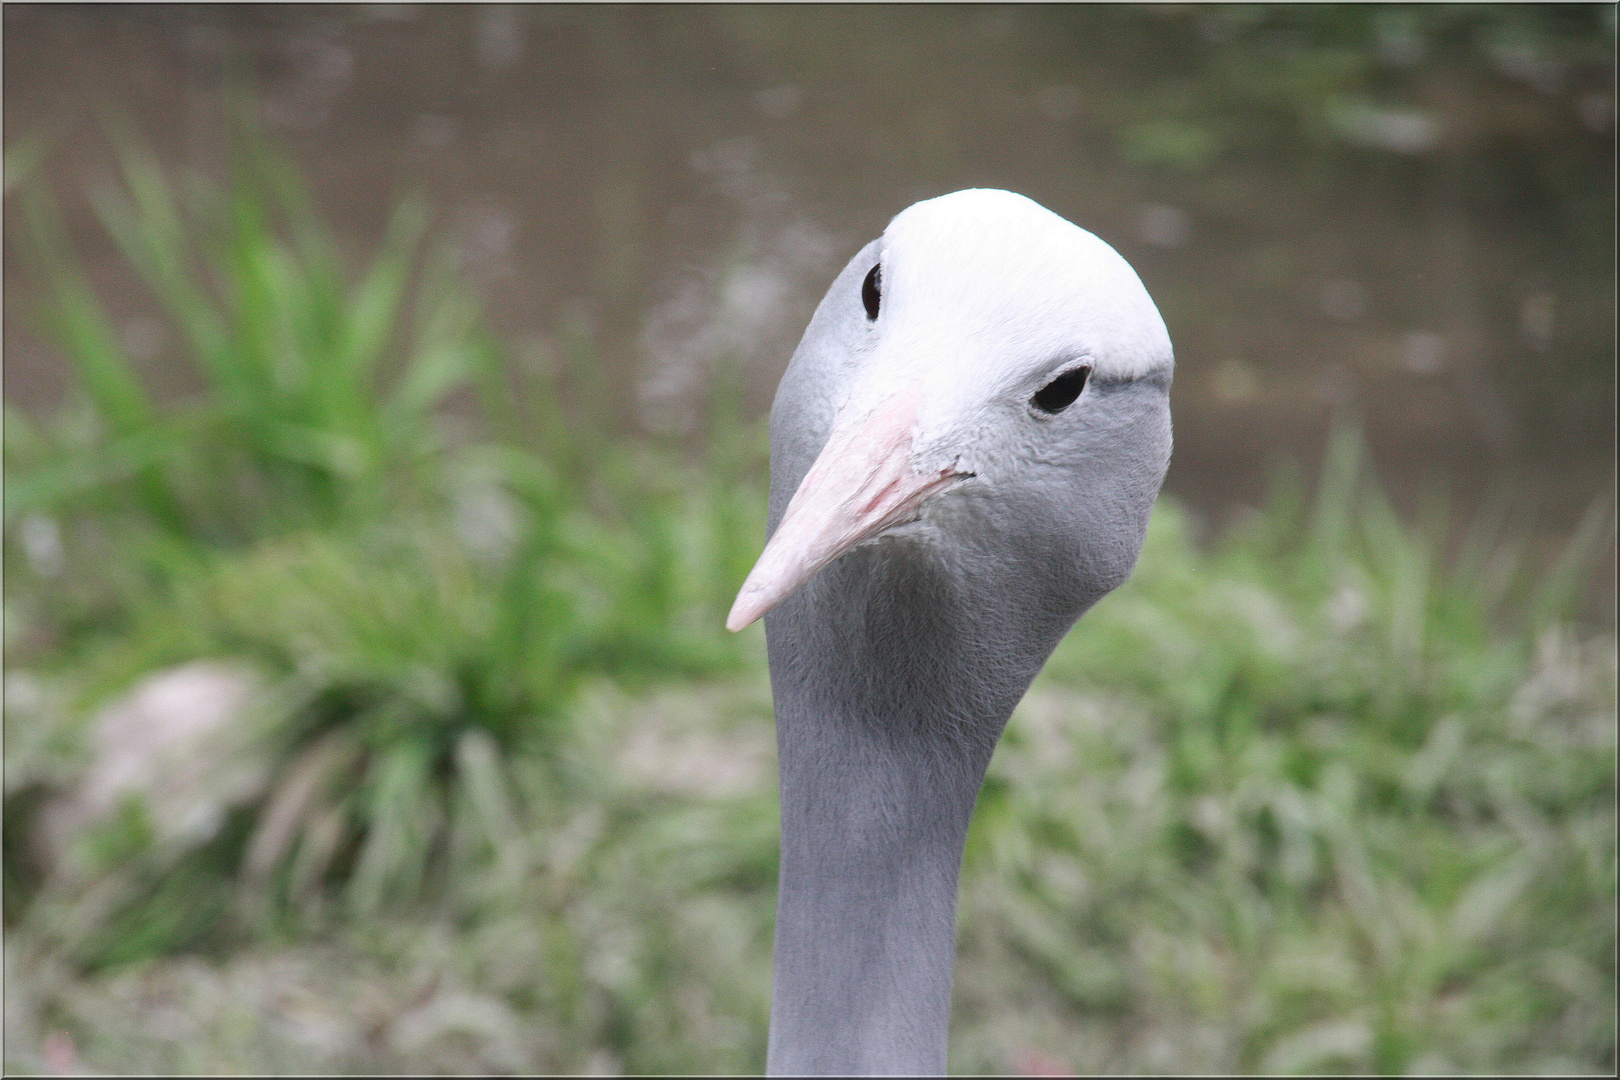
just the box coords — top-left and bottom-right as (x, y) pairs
(768, 720), (986, 1076)
(763, 545), (1048, 1076)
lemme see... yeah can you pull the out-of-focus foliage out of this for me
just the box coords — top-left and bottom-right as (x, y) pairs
(3, 119), (761, 981)
(5, 426), (1612, 1074)
(9, 117), (460, 540)
(952, 434), (1615, 1075)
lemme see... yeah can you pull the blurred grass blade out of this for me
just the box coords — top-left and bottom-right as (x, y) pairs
(17, 186), (153, 434)
(1310, 418), (1363, 561)
(347, 736), (438, 915)
(93, 117), (232, 384)
(4, 131), (50, 195)
(454, 729), (530, 888)
(242, 730), (361, 888)
(1531, 494), (1616, 627)
(228, 94), (346, 312)
(1452, 490), (1511, 616)
(336, 195), (430, 385)
(383, 341), (469, 448)
(261, 419), (373, 480)
(382, 245), (479, 442)
(2, 416), (197, 519)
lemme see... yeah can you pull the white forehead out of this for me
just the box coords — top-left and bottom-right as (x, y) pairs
(879, 189), (1172, 382)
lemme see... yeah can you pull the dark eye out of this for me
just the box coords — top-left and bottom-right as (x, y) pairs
(1031, 364), (1091, 414)
(861, 263), (882, 321)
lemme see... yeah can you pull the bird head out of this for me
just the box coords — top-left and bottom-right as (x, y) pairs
(727, 189), (1173, 633)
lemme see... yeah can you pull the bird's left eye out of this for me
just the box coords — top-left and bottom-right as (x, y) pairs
(862, 264), (882, 321)
(1031, 364), (1091, 414)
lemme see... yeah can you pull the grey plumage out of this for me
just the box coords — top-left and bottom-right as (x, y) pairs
(731, 190), (1173, 1075)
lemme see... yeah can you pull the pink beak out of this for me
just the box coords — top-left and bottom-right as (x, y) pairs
(726, 391), (965, 632)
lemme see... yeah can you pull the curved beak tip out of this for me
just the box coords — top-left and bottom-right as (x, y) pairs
(724, 598), (758, 633)
(725, 570), (784, 632)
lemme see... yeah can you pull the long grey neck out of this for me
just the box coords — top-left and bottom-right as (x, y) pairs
(763, 542), (1062, 1076)
(767, 707), (986, 1074)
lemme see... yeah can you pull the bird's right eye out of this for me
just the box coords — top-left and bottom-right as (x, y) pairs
(1031, 364), (1091, 414)
(862, 263), (882, 321)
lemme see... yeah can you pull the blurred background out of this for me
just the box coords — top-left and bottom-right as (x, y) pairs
(3, 5), (1614, 1075)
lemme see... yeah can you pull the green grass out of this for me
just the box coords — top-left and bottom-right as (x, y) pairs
(951, 471), (1616, 1074)
(7, 110), (488, 539)
(3, 118), (1614, 1075)
(3, 115), (759, 965)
